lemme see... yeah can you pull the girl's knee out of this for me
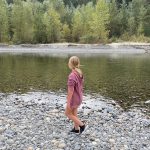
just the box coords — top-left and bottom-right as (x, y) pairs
(72, 108), (78, 115)
(65, 109), (74, 118)
(65, 109), (70, 116)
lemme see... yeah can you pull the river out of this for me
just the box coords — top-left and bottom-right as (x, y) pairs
(0, 52), (149, 112)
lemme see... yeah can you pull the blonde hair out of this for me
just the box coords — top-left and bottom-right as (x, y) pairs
(68, 56), (83, 76)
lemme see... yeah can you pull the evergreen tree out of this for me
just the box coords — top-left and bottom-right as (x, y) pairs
(119, 0), (128, 35)
(6, 0), (13, 4)
(109, 0), (122, 37)
(127, 3), (136, 35)
(127, 0), (147, 36)
(136, 1), (147, 35)
(144, 3), (150, 36)
(63, 0), (96, 7)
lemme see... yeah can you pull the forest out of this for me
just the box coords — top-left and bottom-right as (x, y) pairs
(0, 0), (150, 44)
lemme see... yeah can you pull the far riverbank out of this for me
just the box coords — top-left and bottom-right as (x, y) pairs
(0, 42), (150, 54)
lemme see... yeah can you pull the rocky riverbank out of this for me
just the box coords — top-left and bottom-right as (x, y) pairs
(0, 92), (150, 150)
(0, 42), (150, 54)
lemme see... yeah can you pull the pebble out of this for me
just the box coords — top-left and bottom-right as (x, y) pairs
(109, 139), (115, 144)
(27, 147), (34, 150)
(58, 142), (66, 148)
(145, 100), (150, 104)
(95, 139), (100, 142)
(90, 137), (95, 141)
(7, 139), (14, 145)
(0, 92), (149, 150)
(45, 117), (51, 122)
(51, 139), (59, 146)
(0, 127), (5, 134)
(74, 144), (81, 150)
(92, 141), (97, 145)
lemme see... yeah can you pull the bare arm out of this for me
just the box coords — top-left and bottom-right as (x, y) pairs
(67, 86), (74, 109)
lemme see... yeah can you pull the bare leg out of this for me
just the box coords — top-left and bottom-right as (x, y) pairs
(65, 106), (84, 127)
(72, 108), (79, 130)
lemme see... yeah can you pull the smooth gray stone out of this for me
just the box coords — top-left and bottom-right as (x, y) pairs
(74, 144), (81, 150)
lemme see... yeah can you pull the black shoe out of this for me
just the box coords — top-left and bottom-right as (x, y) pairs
(70, 127), (80, 134)
(79, 124), (86, 134)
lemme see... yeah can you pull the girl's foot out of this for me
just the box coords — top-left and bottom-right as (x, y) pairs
(70, 127), (80, 134)
(79, 123), (88, 134)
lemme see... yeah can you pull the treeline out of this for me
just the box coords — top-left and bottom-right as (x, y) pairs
(0, 0), (150, 44)
(6, 0), (98, 6)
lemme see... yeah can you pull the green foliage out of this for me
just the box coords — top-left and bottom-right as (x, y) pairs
(0, 0), (9, 42)
(90, 0), (110, 42)
(32, 1), (47, 43)
(144, 4), (150, 36)
(109, 0), (150, 41)
(43, 0), (66, 23)
(120, 32), (150, 42)
(126, 0), (147, 36)
(79, 3), (95, 43)
(12, 0), (34, 43)
(109, 0), (120, 37)
(72, 8), (83, 42)
(72, 1), (110, 43)
(6, 0), (13, 4)
(62, 24), (71, 42)
(63, 0), (97, 7)
(0, 0), (150, 44)
(71, 3), (94, 42)
(43, 6), (62, 43)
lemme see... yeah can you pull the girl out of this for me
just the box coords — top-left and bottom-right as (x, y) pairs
(65, 56), (86, 134)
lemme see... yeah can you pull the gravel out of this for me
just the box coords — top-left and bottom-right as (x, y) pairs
(0, 91), (149, 150)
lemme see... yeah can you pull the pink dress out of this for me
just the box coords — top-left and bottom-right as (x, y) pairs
(67, 70), (84, 108)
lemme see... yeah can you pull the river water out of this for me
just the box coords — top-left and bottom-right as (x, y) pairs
(0, 53), (150, 111)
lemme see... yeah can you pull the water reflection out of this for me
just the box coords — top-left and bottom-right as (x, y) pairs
(0, 53), (150, 109)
